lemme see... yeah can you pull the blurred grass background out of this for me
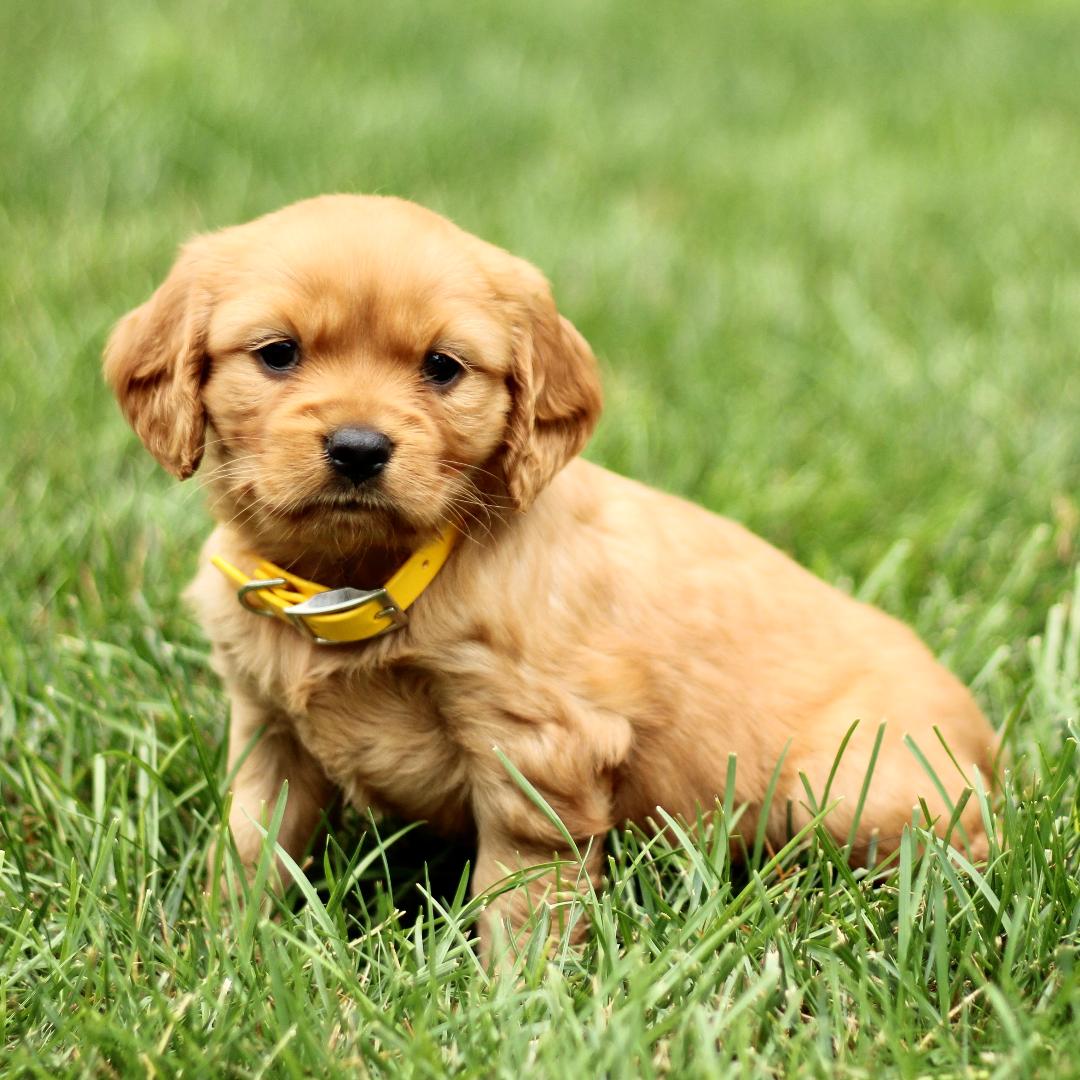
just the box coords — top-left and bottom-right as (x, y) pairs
(2, 0), (1080, 1075)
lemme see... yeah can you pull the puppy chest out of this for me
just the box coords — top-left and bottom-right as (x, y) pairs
(294, 666), (472, 829)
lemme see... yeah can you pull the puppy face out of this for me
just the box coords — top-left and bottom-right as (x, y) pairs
(104, 195), (602, 553)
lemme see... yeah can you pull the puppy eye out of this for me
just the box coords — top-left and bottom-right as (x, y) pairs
(255, 340), (300, 373)
(420, 351), (464, 388)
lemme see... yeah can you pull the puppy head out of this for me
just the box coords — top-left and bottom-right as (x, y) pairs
(104, 195), (602, 553)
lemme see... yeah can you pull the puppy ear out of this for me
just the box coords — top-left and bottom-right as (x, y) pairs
(103, 239), (213, 479)
(501, 272), (603, 511)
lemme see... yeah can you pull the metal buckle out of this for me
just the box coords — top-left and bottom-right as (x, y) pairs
(283, 586), (407, 645)
(236, 577), (288, 618)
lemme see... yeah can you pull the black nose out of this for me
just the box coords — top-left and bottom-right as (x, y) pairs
(324, 426), (393, 484)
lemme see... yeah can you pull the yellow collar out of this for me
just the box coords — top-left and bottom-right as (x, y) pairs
(210, 526), (458, 645)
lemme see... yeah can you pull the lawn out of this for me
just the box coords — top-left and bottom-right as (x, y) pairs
(3, 0), (1080, 1075)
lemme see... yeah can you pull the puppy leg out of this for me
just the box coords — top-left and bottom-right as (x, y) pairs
(217, 687), (335, 889)
(471, 819), (604, 967)
(775, 712), (993, 864)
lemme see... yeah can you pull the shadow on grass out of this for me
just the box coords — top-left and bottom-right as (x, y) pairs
(293, 806), (477, 937)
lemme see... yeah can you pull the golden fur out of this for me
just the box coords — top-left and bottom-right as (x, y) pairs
(104, 194), (996, 958)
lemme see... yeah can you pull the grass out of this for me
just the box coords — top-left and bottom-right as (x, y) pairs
(3, 0), (1080, 1074)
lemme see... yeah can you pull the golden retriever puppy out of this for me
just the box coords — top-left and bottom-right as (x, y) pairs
(104, 194), (995, 958)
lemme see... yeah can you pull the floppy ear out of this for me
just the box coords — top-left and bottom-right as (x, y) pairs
(103, 239), (213, 479)
(500, 271), (603, 511)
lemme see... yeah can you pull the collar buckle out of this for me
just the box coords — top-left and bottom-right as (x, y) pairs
(237, 577), (288, 617)
(283, 586), (408, 645)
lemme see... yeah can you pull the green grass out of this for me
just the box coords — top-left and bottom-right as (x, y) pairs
(3, 0), (1080, 1074)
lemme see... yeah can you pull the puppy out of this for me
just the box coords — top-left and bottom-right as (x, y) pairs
(104, 194), (996, 957)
